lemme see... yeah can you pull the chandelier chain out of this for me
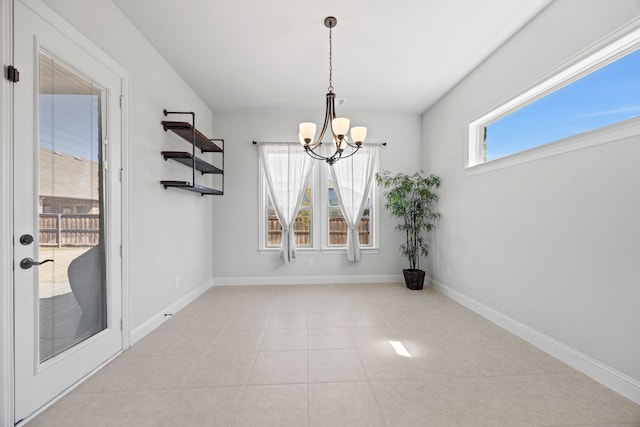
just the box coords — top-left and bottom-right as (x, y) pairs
(328, 26), (333, 92)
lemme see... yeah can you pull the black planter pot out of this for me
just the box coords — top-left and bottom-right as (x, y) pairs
(403, 269), (426, 290)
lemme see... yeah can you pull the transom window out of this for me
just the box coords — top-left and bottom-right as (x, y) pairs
(468, 28), (640, 168)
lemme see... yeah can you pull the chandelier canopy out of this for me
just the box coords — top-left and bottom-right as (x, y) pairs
(299, 16), (366, 165)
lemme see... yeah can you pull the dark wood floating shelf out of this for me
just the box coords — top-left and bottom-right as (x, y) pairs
(160, 181), (223, 195)
(161, 121), (223, 152)
(161, 151), (223, 174)
(161, 110), (224, 196)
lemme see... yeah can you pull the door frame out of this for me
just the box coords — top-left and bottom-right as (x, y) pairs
(1, 0), (15, 425)
(0, 1), (131, 425)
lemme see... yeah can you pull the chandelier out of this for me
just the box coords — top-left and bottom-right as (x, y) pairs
(299, 16), (367, 165)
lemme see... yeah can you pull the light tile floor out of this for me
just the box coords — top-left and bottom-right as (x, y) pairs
(29, 283), (640, 426)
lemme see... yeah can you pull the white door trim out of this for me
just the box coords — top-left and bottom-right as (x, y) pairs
(0, 0), (16, 425)
(0, 1), (131, 425)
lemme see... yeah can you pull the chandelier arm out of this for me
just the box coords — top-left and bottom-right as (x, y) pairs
(336, 145), (361, 160)
(304, 144), (342, 164)
(304, 145), (331, 161)
(326, 148), (343, 165)
(327, 94), (342, 150)
(314, 93), (333, 147)
(340, 136), (361, 149)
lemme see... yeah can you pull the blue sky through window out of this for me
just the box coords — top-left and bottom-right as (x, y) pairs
(485, 48), (640, 161)
(40, 94), (101, 161)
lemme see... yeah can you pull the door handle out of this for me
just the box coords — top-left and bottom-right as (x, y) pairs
(19, 258), (54, 270)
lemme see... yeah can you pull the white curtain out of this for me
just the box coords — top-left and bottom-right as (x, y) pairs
(258, 143), (314, 263)
(329, 145), (380, 261)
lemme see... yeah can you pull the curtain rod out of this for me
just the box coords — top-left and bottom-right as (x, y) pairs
(252, 140), (387, 146)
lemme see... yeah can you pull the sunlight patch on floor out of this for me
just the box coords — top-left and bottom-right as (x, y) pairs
(389, 340), (412, 358)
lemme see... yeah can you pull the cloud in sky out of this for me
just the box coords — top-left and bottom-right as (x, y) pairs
(580, 104), (640, 118)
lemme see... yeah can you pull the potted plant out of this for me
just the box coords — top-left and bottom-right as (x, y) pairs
(376, 171), (440, 290)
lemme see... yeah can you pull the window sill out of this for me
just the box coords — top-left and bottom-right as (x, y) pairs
(321, 247), (379, 254)
(258, 247), (316, 255)
(465, 116), (640, 176)
(258, 247), (379, 255)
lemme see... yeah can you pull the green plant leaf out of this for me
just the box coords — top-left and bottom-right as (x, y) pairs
(376, 170), (440, 270)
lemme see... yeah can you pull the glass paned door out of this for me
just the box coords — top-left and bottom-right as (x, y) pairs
(38, 51), (107, 362)
(14, 1), (123, 421)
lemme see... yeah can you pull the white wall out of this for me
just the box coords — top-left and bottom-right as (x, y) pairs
(211, 111), (422, 282)
(41, 0), (216, 330)
(423, 0), (640, 391)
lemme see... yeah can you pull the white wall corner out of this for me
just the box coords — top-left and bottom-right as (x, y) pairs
(426, 276), (640, 405)
(212, 274), (404, 287)
(129, 278), (214, 345)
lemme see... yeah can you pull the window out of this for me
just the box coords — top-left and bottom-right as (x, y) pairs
(259, 156), (378, 252)
(326, 171), (372, 247)
(266, 183), (312, 248)
(468, 28), (640, 168)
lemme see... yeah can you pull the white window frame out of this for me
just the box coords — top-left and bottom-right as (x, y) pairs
(258, 160), (317, 253)
(319, 166), (379, 252)
(258, 157), (380, 253)
(467, 26), (640, 174)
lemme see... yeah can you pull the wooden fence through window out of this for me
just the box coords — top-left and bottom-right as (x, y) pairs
(40, 214), (100, 247)
(40, 213), (369, 248)
(268, 216), (370, 247)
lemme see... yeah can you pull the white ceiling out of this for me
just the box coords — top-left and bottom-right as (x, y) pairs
(112, 0), (553, 114)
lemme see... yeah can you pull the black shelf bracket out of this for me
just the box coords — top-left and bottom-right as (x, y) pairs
(162, 110), (224, 195)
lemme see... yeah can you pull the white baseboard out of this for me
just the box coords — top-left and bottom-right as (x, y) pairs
(212, 274), (403, 286)
(427, 277), (640, 405)
(130, 278), (214, 345)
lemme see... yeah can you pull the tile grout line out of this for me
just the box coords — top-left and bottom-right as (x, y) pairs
(178, 313), (235, 420)
(346, 312), (391, 427)
(178, 315), (234, 398)
(307, 306), (311, 427)
(226, 311), (267, 427)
